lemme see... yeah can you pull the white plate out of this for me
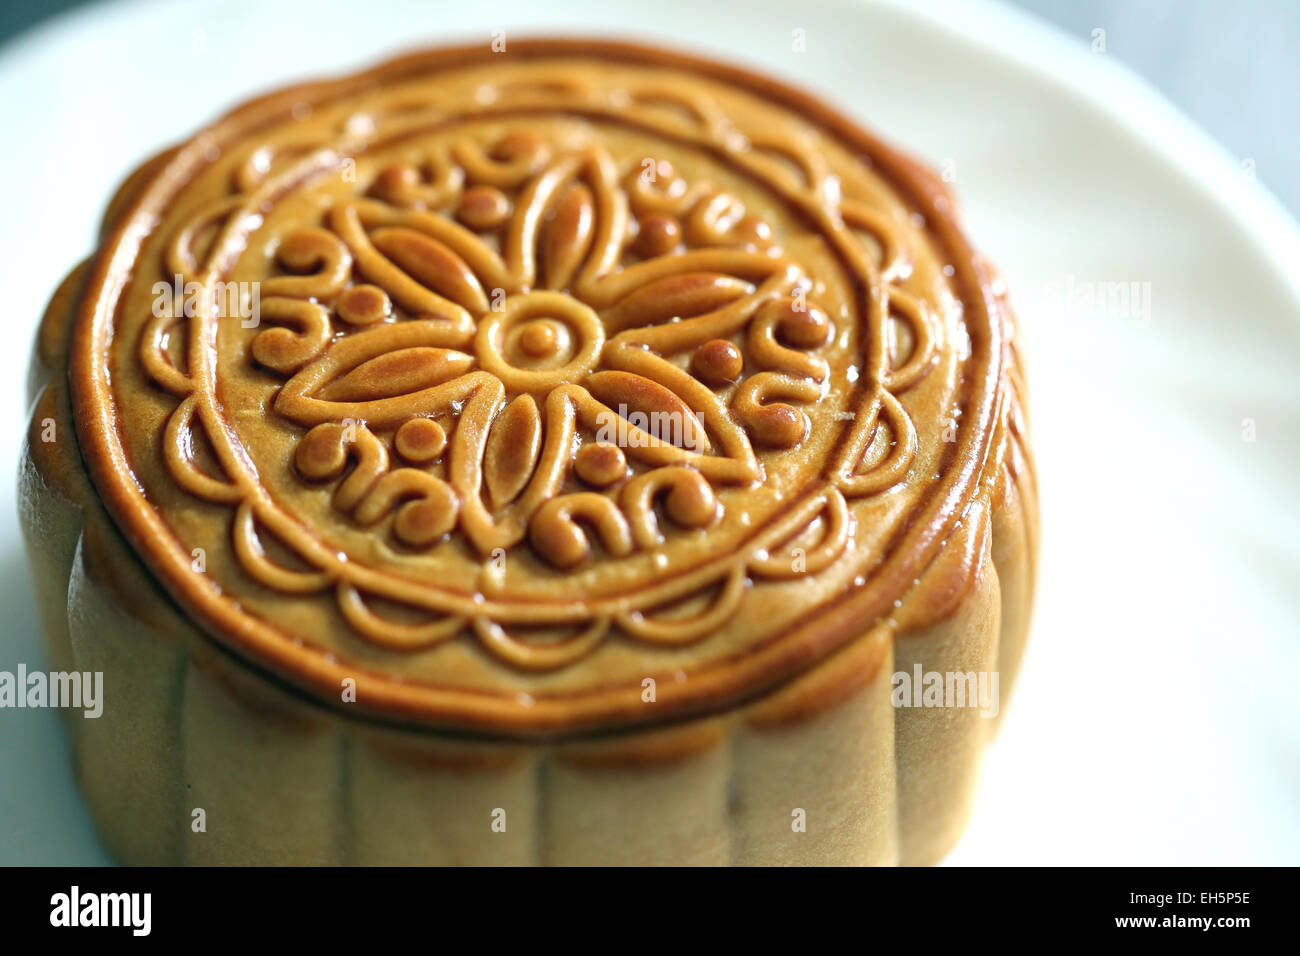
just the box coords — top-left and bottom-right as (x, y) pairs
(1, 0), (1297, 866)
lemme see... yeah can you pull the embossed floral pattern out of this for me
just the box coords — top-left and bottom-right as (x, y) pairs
(138, 78), (939, 670)
(254, 135), (855, 569)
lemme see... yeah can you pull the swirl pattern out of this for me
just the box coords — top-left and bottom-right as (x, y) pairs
(133, 68), (942, 673)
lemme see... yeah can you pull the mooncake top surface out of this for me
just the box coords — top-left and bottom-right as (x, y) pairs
(69, 40), (1014, 734)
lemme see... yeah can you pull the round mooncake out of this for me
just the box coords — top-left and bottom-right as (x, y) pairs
(20, 39), (1036, 865)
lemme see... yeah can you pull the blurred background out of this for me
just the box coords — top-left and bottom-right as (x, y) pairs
(4, 0), (1297, 215)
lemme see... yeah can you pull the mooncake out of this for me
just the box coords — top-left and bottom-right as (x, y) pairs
(20, 39), (1036, 865)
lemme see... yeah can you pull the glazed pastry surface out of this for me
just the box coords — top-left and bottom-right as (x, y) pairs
(64, 42), (1029, 737)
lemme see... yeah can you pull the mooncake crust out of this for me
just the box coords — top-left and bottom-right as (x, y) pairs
(63, 39), (1026, 735)
(22, 38), (1036, 865)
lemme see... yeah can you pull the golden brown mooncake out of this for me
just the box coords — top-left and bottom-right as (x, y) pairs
(19, 39), (1036, 866)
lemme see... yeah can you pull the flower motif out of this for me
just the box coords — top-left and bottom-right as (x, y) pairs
(254, 134), (840, 568)
(140, 83), (940, 670)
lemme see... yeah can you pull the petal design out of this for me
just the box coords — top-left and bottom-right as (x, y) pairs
(483, 394), (542, 510)
(276, 321), (476, 427)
